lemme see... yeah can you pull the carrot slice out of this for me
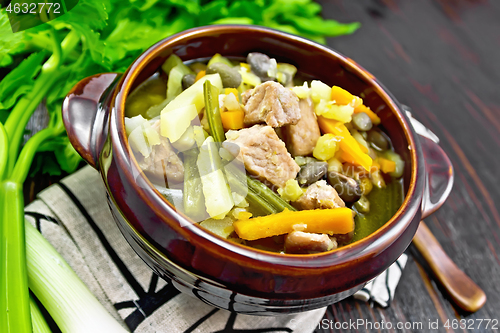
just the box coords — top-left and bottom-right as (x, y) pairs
(233, 208), (355, 241)
(195, 70), (206, 82)
(339, 150), (356, 164)
(353, 104), (381, 125)
(331, 86), (355, 105)
(317, 116), (372, 171)
(378, 157), (396, 173)
(221, 110), (245, 130)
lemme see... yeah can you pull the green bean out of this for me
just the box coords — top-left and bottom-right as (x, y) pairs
(222, 160), (295, 212)
(245, 175), (297, 212)
(225, 169), (275, 215)
(183, 149), (206, 221)
(294, 156), (317, 167)
(203, 81), (225, 143)
(224, 162), (296, 214)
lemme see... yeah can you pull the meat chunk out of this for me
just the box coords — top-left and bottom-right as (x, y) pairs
(282, 97), (321, 156)
(139, 121), (184, 183)
(242, 81), (301, 127)
(224, 125), (300, 189)
(285, 231), (337, 254)
(293, 180), (345, 210)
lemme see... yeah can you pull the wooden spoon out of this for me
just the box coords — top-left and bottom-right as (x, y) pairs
(412, 221), (487, 312)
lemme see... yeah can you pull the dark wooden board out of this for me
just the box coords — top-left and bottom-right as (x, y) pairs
(315, 0), (500, 332)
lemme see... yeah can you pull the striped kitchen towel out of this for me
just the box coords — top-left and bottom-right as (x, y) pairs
(353, 255), (408, 308)
(25, 165), (406, 333)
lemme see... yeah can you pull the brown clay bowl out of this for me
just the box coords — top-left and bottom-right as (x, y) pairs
(62, 25), (453, 314)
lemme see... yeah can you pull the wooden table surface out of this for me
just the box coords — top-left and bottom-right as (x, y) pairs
(313, 0), (500, 332)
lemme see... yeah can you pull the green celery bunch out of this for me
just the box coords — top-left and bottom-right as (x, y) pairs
(1, 0), (360, 176)
(0, 1), (128, 331)
(99, 0), (360, 71)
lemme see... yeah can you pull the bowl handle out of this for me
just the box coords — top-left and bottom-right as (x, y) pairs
(404, 106), (454, 219)
(62, 73), (121, 169)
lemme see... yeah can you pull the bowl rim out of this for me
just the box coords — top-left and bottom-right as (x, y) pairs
(108, 24), (424, 271)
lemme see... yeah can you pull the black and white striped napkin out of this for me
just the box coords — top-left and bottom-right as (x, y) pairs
(25, 165), (407, 333)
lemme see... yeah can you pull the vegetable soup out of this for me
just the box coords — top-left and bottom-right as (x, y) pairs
(125, 52), (404, 254)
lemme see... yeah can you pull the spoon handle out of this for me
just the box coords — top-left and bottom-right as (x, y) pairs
(412, 221), (486, 312)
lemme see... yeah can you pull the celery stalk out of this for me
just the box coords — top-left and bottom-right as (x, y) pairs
(1, 125), (64, 333)
(124, 115), (147, 135)
(161, 54), (185, 74)
(166, 64), (194, 101)
(25, 222), (128, 333)
(2, 105), (127, 333)
(1, 181), (31, 333)
(4, 30), (79, 176)
(160, 104), (198, 142)
(207, 53), (233, 67)
(197, 137), (234, 218)
(1, 30), (79, 332)
(0, 122), (7, 180)
(30, 295), (50, 333)
(161, 74), (222, 114)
